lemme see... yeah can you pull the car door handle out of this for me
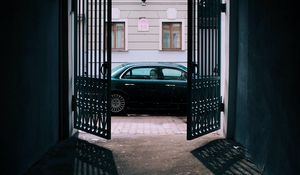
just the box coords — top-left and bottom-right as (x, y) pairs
(165, 84), (175, 87)
(125, 83), (135, 86)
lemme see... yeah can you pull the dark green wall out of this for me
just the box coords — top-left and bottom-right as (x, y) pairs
(1, 0), (60, 174)
(233, 0), (299, 174)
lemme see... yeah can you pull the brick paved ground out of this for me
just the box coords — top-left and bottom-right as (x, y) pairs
(111, 116), (187, 136)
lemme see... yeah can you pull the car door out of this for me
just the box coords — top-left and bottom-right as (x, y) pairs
(160, 67), (187, 107)
(121, 67), (161, 108)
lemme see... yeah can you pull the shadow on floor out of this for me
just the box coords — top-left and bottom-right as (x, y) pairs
(26, 135), (118, 175)
(191, 139), (262, 175)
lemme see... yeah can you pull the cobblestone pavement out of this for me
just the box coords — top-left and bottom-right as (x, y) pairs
(111, 116), (187, 136)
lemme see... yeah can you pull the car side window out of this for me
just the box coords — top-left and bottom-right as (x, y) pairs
(122, 67), (158, 80)
(162, 68), (187, 81)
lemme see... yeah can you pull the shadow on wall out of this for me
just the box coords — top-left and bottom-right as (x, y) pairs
(26, 135), (118, 175)
(192, 139), (262, 175)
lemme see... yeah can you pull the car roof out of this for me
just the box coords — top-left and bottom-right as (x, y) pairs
(119, 62), (187, 69)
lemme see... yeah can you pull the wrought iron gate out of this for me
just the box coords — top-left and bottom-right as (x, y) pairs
(187, 0), (223, 140)
(73, 0), (111, 139)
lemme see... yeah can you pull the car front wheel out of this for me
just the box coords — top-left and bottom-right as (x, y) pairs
(111, 93), (126, 115)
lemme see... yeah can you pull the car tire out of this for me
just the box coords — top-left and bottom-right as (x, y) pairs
(111, 93), (126, 115)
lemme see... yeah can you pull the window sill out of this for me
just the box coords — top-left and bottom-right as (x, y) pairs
(160, 49), (186, 52)
(112, 49), (128, 52)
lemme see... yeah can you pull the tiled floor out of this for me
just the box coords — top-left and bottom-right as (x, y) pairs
(111, 116), (186, 136)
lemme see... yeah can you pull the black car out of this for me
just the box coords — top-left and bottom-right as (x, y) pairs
(111, 62), (187, 115)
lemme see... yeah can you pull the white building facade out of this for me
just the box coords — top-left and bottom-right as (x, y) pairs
(111, 0), (187, 68)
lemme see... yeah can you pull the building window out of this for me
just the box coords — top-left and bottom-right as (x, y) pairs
(112, 22), (125, 51)
(162, 22), (182, 50)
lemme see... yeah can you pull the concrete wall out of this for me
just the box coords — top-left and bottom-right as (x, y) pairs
(111, 0), (187, 68)
(232, 0), (299, 174)
(1, 0), (60, 174)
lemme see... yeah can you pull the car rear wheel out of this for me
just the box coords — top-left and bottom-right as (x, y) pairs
(111, 93), (126, 115)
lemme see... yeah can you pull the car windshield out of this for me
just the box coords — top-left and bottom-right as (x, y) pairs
(178, 65), (187, 72)
(112, 64), (124, 73)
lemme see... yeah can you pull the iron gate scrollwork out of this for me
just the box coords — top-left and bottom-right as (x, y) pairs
(73, 0), (111, 139)
(187, 0), (223, 140)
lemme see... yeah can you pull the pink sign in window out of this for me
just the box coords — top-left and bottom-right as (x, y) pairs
(138, 18), (149, 31)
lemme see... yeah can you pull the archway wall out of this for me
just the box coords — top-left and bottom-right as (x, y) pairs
(230, 0), (299, 174)
(1, 0), (60, 174)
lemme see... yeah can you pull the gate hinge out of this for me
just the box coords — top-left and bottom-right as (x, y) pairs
(220, 103), (225, 112)
(72, 95), (76, 111)
(221, 3), (226, 13)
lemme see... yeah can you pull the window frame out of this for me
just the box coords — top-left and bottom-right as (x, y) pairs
(161, 22), (183, 51)
(111, 21), (126, 51)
